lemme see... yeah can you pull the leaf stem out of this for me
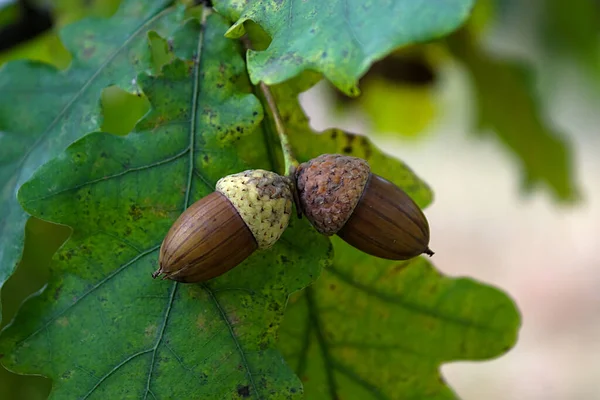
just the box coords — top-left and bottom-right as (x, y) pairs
(257, 81), (299, 176)
(241, 37), (299, 178)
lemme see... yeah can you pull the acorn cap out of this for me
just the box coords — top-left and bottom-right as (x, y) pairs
(155, 169), (293, 283)
(296, 154), (432, 260)
(295, 154), (370, 235)
(216, 169), (292, 249)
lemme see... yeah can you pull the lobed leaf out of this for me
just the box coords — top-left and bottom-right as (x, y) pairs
(1, 13), (331, 399)
(0, 0), (185, 322)
(216, 0), (475, 95)
(248, 60), (521, 399)
(278, 247), (520, 400)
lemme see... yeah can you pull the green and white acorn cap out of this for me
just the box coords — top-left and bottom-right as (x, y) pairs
(216, 169), (293, 249)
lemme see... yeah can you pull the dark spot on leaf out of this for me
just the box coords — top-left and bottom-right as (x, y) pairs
(83, 47), (95, 58)
(216, 83), (224, 88)
(280, 255), (288, 263)
(342, 146), (352, 154)
(203, 154), (209, 163)
(329, 284), (336, 291)
(129, 204), (143, 221)
(252, 111), (258, 116)
(54, 285), (63, 300)
(360, 136), (372, 159)
(321, 51), (327, 58)
(100, 152), (107, 158)
(330, 130), (337, 139)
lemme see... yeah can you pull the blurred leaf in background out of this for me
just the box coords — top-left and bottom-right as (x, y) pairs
(447, 25), (579, 202)
(333, 46), (443, 139)
(542, 0), (600, 81)
(323, 0), (581, 203)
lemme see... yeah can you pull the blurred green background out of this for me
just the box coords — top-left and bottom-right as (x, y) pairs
(1, 0), (599, 398)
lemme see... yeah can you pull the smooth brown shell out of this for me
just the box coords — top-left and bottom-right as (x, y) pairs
(338, 174), (432, 260)
(155, 192), (258, 283)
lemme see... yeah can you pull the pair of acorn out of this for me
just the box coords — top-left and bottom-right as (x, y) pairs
(153, 154), (433, 283)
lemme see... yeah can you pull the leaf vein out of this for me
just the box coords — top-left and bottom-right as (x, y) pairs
(144, 282), (178, 399)
(22, 147), (190, 204)
(16, 245), (160, 347)
(306, 287), (338, 399)
(8, 5), (175, 207)
(82, 348), (154, 400)
(203, 284), (260, 398)
(328, 265), (500, 332)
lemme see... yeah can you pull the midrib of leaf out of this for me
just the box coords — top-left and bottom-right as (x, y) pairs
(306, 287), (338, 399)
(188, 10), (260, 397)
(304, 288), (394, 400)
(151, 8), (258, 398)
(295, 311), (312, 376)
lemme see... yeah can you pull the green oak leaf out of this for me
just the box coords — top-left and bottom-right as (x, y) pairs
(0, 0), (185, 322)
(0, 14), (331, 399)
(448, 30), (579, 202)
(251, 63), (520, 400)
(279, 253), (520, 400)
(216, 0), (475, 95)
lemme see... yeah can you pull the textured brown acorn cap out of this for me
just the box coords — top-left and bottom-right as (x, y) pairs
(295, 154), (370, 235)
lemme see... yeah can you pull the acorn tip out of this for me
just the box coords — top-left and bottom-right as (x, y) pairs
(424, 247), (434, 257)
(151, 267), (163, 279)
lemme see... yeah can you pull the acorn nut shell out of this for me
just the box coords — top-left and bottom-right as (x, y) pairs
(154, 169), (293, 283)
(295, 154), (433, 260)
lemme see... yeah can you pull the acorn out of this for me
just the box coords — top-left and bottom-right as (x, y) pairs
(153, 169), (293, 283)
(295, 154), (433, 260)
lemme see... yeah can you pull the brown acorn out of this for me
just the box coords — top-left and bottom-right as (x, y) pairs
(153, 169), (293, 283)
(295, 154), (433, 260)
